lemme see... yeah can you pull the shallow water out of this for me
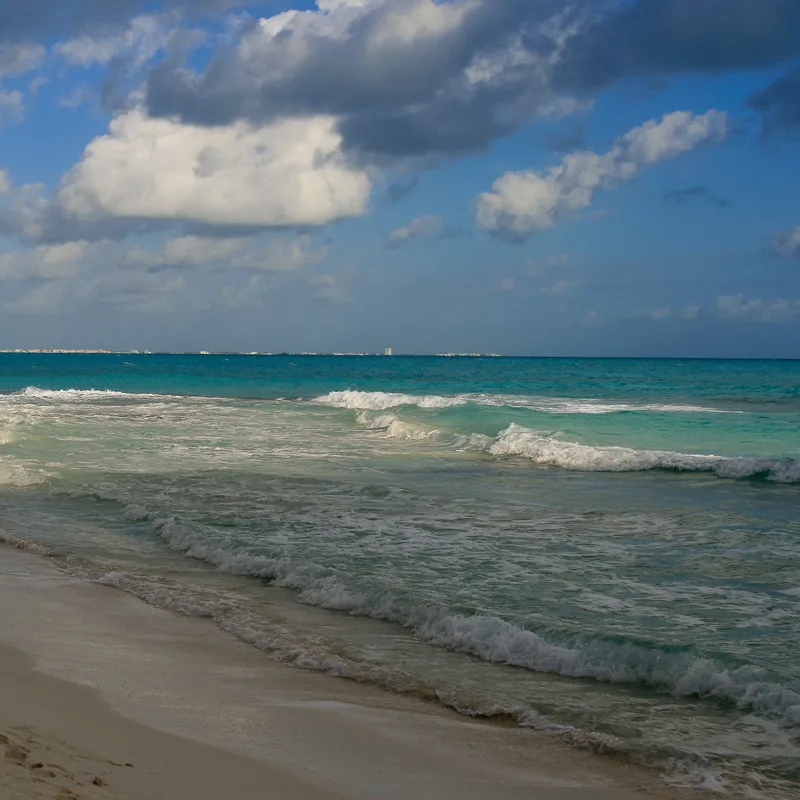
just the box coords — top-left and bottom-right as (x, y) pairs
(1, 354), (798, 797)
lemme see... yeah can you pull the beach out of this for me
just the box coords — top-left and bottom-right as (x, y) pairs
(0, 545), (694, 800)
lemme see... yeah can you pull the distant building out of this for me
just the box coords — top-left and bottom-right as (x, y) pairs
(384, 347), (393, 357)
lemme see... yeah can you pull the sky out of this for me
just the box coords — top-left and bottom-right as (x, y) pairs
(0, 0), (799, 357)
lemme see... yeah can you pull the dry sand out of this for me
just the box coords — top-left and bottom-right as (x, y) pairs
(0, 545), (693, 800)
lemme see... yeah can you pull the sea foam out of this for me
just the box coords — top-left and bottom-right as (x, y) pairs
(489, 424), (800, 482)
(79, 496), (800, 730)
(356, 411), (440, 440)
(314, 390), (736, 415)
(0, 459), (45, 487)
(15, 387), (163, 401)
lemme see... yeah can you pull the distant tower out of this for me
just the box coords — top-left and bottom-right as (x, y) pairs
(384, 347), (393, 357)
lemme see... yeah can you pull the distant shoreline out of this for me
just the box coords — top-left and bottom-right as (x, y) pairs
(1, 351), (797, 361)
(0, 350), (503, 357)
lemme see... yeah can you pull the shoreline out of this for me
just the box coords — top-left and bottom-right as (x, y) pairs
(0, 545), (694, 800)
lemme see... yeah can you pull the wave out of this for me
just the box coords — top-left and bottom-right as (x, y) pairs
(314, 390), (738, 415)
(488, 425), (800, 483)
(317, 390), (467, 410)
(356, 411), (440, 441)
(3, 526), (796, 800)
(65, 499), (800, 730)
(0, 459), (45, 487)
(11, 387), (163, 402)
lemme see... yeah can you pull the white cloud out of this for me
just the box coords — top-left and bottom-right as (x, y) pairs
(5, 281), (74, 314)
(165, 236), (249, 266)
(0, 44), (45, 80)
(0, 241), (98, 281)
(386, 215), (445, 247)
(0, 171), (49, 239)
(123, 236), (251, 270)
(58, 107), (372, 228)
(231, 235), (328, 272)
(6, 267), (192, 315)
(55, 14), (175, 69)
(476, 110), (727, 238)
(716, 294), (800, 323)
(539, 279), (580, 296)
(221, 275), (270, 310)
(773, 225), (800, 259)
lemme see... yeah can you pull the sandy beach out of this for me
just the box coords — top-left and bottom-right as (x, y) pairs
(0, 544), (696, 800)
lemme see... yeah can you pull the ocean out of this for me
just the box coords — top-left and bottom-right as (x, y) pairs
(1, 354), (798, 797)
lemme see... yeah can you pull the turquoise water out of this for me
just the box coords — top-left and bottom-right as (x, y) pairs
(1, 355), (798, 797)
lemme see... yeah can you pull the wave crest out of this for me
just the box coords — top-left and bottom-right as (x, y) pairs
(313, 390), (737, 415)
(14, 387), (156, 401)
(316, 390), (465, 410)
(356, 411), (440, 441)
(488, 425), (800, 482)
(0, 459), (46, 487)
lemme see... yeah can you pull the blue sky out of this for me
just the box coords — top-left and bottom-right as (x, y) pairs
(0, 0), (799, 356)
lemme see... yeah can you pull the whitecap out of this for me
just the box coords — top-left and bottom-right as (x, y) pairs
(487, 425), (800, 483)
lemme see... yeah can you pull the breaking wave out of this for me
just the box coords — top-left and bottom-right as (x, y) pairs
(12, 387), (164, 401)
(314, 390), (737, 415)
(317, 390), (467, 410)
(45, 498), (800, 731)
(488, 425), (800, 483)
(0, 459), (46, 487)
(356, 411), (440, 440)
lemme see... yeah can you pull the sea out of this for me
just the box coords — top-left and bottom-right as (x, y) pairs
(0, 354), (798, 798)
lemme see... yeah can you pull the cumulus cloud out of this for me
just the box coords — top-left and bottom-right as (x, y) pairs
(220, 274), (269, 310)
(386, 215), (447, 247)
(0, 173), (51, 240)
(773, 225), (800, 259)
(0, 241), (99, 281)
(144, 0), (579, 159)
(716, 294), (800, 323)
(6, 269), (190, 314)
(230, 235), (328, 272)
(550, 0), (800, 135)
(58, 107), (372, 228)
(122, 235), (249, 270)
(555, 0), (800, 92)
(56, 13), (175, 68)
(475, 109), (727, 238)
(0, 1), (238, 44)
(0, 43), (45, 79)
